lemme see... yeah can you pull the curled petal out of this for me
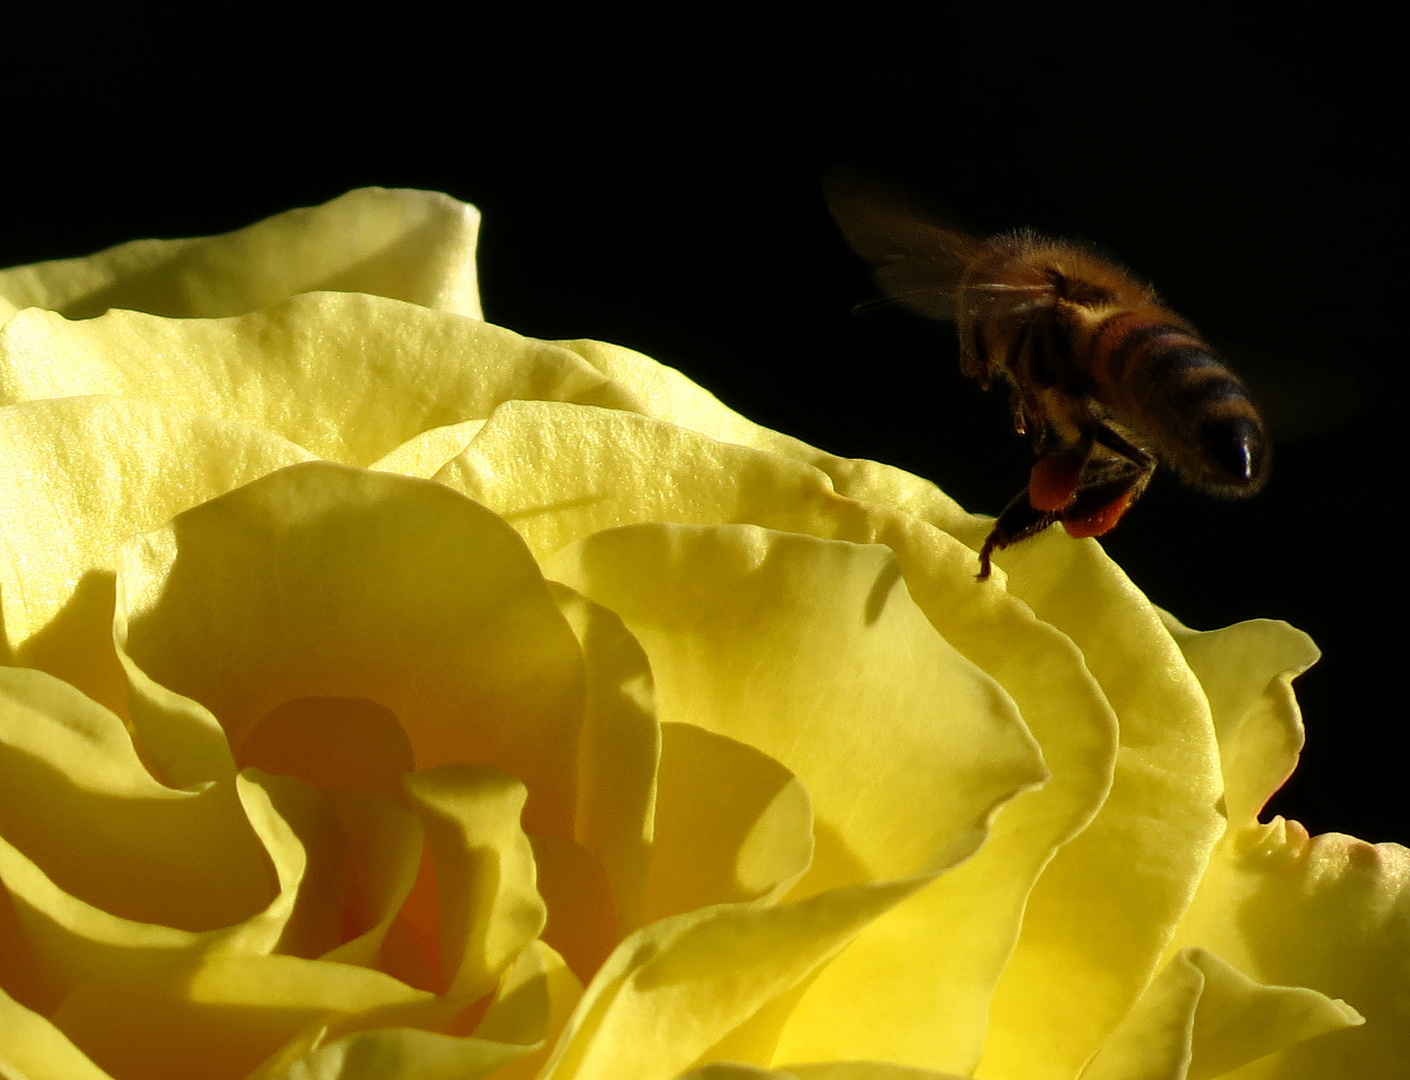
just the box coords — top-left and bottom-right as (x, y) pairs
(547, 583), (659, 937)
(677, 1064), (972, 1080)
(546, 523), (1047, 893)
(1160, 613), (1318, 827)
(538, 877), (934, 1080)
(401, 765), (546, 1001)
(1168, 824), (1410, 1075)
(0, 297), (636, 466)
(646, 723), (814, 920)
(0, 188), (484, 320)
(115, 462), (586, 833)
(1082, 947), (1360, 1080)
(0, 983), (113, 1080)
(0, 397), (312, 711)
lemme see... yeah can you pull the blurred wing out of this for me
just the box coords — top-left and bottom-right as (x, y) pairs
(823, 168), (986, 322)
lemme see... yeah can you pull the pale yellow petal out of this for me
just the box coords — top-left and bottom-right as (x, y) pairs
(527, 832), (619, 988)
(475, 940), (583, 1062)
(454, 399), (1117, 1069)
(1167, 823), (1410, 1077)
(0, 296), (637, 465)
(401, 765), (546, 1002)
(236, 771), (357, 962)
(370, 420), (486, 479)
(257, 943), (581, 1080)
(0, 670), (310, 1020)
(0, 984), (114, 1080)
(115, 463), (586, 834)
(546, 523), (1046, 895)
(1081, 947), (1360, 1080)
(676, 1065), (973, 1080)
(552, 339), (975, 530)
(0, 668), (274, 936)
(775, 512), (1117, 1072)
(978, 536), (1226, 1080)
(0, 188), (484, 319)
(318, 790), (425, 970)
(553, 338), (770, 446)
(1159, 613), (1318, 826)
(538, 877), (931, 1080)
(49, 952), (430, 1080)
(547, 582), (659, 936)
(439, 399), (872, 563)
(646, 723), (813, 921)
(261, 1027), (529, 1080)
(0, 396), (313, 713)
(675, 1066), (792, 1080)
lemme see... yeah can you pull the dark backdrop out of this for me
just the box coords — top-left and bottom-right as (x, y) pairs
(4, 5), (1404, 842)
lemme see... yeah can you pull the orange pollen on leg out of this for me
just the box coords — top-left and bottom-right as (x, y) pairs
(1028, 452), (1083, 512)
(1062, 490), (1137, 538)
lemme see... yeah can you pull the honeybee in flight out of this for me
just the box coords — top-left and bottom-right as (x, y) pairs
(824, 172), (1270, 579)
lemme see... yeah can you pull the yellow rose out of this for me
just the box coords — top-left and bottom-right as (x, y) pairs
(0, 189), (1404, 1080)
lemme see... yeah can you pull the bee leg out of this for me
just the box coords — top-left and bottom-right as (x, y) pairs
(1090, 423), (1153, 468)
(977, 488), (1060, 580)
(1059, 435), (1155, 539)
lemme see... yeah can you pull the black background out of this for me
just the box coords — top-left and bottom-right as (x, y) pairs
(4, 5), (1404, 842)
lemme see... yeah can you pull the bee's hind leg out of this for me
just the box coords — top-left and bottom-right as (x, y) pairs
(1058, 426), (1156, 539)
(977, 489), (1060, 580)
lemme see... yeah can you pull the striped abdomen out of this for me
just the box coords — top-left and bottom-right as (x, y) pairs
(1085, 310), (1270, 495)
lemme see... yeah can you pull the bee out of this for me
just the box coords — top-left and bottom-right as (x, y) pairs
(823, 172), (1270, 579)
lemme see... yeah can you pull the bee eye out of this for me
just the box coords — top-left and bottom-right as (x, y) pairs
(1199, 415), (1269, 488)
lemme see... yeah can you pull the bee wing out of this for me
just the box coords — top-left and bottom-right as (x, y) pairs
(823, 169), (986, 322)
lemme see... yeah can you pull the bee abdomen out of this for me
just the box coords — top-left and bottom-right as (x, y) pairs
(1093, 314), (1269, 493)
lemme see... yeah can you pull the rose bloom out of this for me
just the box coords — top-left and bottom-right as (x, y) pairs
(0, 190), (1405, 1080)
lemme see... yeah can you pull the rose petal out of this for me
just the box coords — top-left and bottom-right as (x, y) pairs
(646, 722), (814, 920)
(258, 1026), (530, 1080)
(974, 536), (1226, 1078)
(677, 1065), (972, 1080)
(536, 877), (933, 1080)
(526, 832), (620, 988)
(240, 698), (416, 797)
(1165, 822), (1410, 1075)
(1160, 613), (1318, 826)
(453, 400), (1119, 1069)
(0, 296), (637, 465)
(258, 943), (583, 1080)
(784, 1068), (974, 1080)
(115, 463), (586, 835)
(0, 396), (313, 712)
(553, 338), (790, 452)
(48, 952), (430, 1080)
(773, 513), (1117, 1071)
(546, 523), (1046, 892)
(473, 940), (584, 1071)
(0, 670), (293, 1007)
(547, 583), (659, 936)
(0, 188), (484, 319)
(400, 766), (546, 1002)
(441, 399), (873, 563)
(371, 420), (486, 479)
(1156, 613), (1410, 1072)
(0, 984), (113, 1080)
(1081, 947), (1361, 1080)
(318, 790), (425, 970)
